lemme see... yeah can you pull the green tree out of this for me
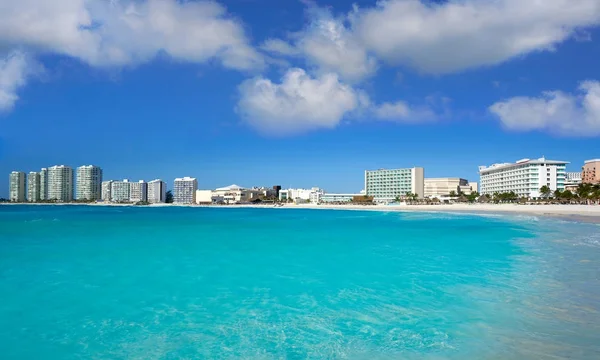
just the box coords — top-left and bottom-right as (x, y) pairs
(449, 190), (457, 197)
(539, 185), (551, 198)
(553, 189), (562, 199)
(165, 190), (174, 203)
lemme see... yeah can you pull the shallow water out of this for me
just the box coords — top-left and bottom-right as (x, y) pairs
(1, 206), (599, 359)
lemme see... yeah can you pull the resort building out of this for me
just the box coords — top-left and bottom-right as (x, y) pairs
(147, 179), (167, 203)
(195, 190), (214, 204)
(469, 182), (478, 194)
(27, 172), (41, 202)
(424, 178), (475, 198)
(47, 165), (74, 202)
(39, 168), (48, 200)
(278, 188), (323, 204)
(129, 180), (148, 203)
(320, 193), (362, 203)
(211, 184), (263, 204)
(173, 177), (197, 204)
(101, 181), (113, 201)
(365, 167), (425, 203)
(582, 159), (600, 184)
(76, 165), (103, 201)
(110, 180), (131, 202)
(565, 172), (582, 192)
(9, 171), (26, 202)
(479, 157), (568, 198)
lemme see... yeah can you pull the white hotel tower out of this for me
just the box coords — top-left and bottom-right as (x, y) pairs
(48, 165), (74, 202)
(479, 157), (567, 198)
(147, 179), (167, 203)
(76, 165), (103, 201)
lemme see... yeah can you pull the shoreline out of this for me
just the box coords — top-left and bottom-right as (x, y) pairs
(2, 202), (600, 223)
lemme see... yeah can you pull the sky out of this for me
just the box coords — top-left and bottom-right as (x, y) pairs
(1, 0), (600, 197)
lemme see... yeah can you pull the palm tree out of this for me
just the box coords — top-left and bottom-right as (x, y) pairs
(553, 189), (562, 200)
(539, 185), (551, 199)
(165, 190), (174, 203)
(449, 190), (457, 197)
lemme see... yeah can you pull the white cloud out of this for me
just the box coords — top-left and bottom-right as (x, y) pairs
(237, 68), (363, 136)
(489, 81), (600, 136)
(261, 7), (377, 82)
(373, 101), (436, 123)
(0, 51), (37, 112)
(353, 0), (600, 74)
(0, 0), (264, 70)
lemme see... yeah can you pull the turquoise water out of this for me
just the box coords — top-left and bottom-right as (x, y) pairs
(1, 206), (599, 359)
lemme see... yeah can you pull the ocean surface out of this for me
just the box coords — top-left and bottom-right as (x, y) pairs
(1, 206), (599, 359)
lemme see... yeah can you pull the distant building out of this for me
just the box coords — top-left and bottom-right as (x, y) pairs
(321, 193), (361, 203)
(27, 172), (41, 202)
(582, 159), (600, 184)
(76, 165), (103, 201)
(479, 157), (568, 198)
(424, 178), (474, 198)
(147, 179), (167, 203)
(129, 180), (148, 203)
(365, 167), (425, 203)
(111, 180), (131, 202)
(278, 188), (323, 204)
(101, 181), (113, 201)
(39, 168), (48, 200)
(565, 172), (582, 192)
(173, 177), (197, 204)
(48, 165), (74, 202)
(212, 184), (263, 204)
(9, 171), (26, 202)
(195, 190), (213, 204)
(469, 182), (478, 194)
(273, 185), (282, 198)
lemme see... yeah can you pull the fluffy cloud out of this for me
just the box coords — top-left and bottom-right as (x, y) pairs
(237, 68), (363, 135)
(263, 0), (600, 77)
(261, 7), (377, 82)
(0, 0), (264, 70)
(0, 52), (37, 112)
(353, 0), (600, 74)
(489, 81), (600, 136)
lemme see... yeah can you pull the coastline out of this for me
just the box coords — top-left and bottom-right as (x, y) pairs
(2, 202), (600, 223)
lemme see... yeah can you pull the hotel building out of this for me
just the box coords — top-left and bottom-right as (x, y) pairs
(147, 179), (167, 203)
(48, 165), (74, 202)
(39, 168), (48, 200)
(76, 165), (103, 201)
(27, 172), (41, 202)
(424, 178), (475, 198)
(174, 177), (197, 204)
(582, 159), (600, 184)
(479, 157), (567, 198)
(9, 171), (26, 202)
(320, 193), (362, 203)
(101, 181), (113, 201)
(129, 180), (148, 203)
(365, 167), (425, 203)
(565, 172), (582, 192)
(110, 180), (131, 202)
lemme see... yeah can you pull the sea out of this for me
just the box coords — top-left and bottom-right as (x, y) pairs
(1, 205), (599, 359)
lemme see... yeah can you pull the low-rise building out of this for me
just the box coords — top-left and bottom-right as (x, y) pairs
(582, 159), (600, 184)
(195, 190), (214, 204)
(424, 178), (475, 198)
(565, 172), (582, 192)
(320, 193), (361, 203)
(212, 184), (263, 204)
(279, 188), (323, 204)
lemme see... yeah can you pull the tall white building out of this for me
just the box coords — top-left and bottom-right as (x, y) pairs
(479, 157), (568, 198)
(27, 172), (41, 202)
(110, 180), (131, 202)
(9, 171), (26, 202)
(39, 168), (48, 200)
(365, 167), (425, 203)
(76, 165), (103, 201)
(101, 181), (113, 201)
(48, 165), (73, 202)
(174, 177), (197, 204)
(147, 179), (167, 203)
(129, 180), (148, 203)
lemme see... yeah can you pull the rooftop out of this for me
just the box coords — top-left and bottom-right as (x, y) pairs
(584, 159), (600, 164)
(479, 157), (569, 173)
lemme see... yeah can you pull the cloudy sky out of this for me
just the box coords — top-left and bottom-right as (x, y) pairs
(1, 0), (600, 195)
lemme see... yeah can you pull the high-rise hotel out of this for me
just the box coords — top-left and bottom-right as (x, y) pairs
(174, 177), (197, 204)
(365, 167), (425, 203)
(148, 179), (167, 203)
(479, 157), (567, 198)
(27, 172), (41, 202)
(76, 165), (103, 201)
(48, 165), (74, 202)
(9, 171), (26, 202)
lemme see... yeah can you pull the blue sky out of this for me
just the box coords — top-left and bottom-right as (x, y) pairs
(1, 0), (600, 197)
